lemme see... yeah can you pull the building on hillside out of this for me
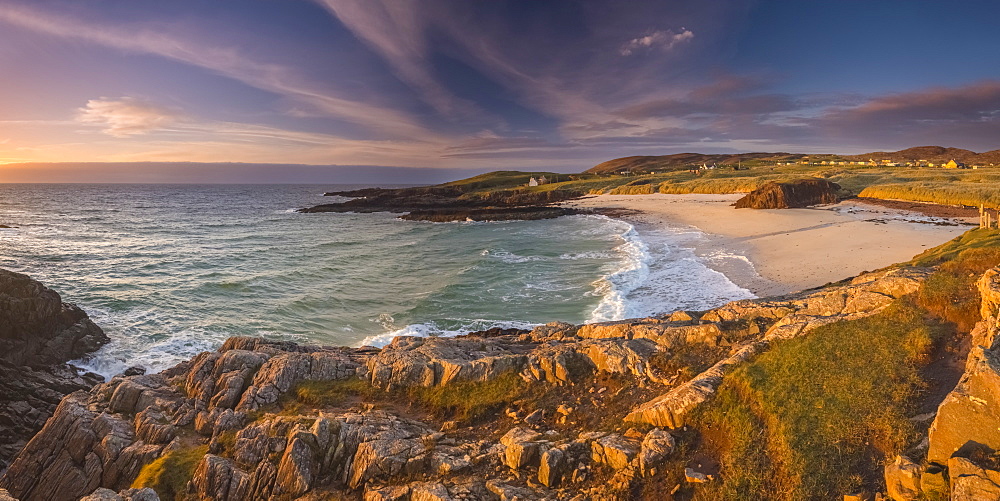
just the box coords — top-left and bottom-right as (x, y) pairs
(538, 175), (549, 184)
(944, 160), (968, 169)
(528, 177), (539, 186)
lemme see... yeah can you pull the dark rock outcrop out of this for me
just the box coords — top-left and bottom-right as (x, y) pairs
(0, 269), (108, 471)
(400, 206), (583, 222)
(734, 178), (842, 209)
(299, 185), (584, 222)
(0, 269), (108, 366)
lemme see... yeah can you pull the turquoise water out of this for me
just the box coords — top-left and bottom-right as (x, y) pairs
(0, 184), (752, 377)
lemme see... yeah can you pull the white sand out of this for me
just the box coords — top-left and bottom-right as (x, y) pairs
(564, 194), (975, 297)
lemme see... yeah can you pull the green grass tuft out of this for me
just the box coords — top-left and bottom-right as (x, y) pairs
(131, 445), (209, 501)
(294, 378), (376, 406)
(406, 372), (531, 422)
(284, 373), (533, 424)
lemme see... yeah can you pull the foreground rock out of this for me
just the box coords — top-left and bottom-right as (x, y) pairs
(0, 263), (937, 500)
(0, 269), (108, 471)
(929, 268), (1000, 463)
(734, 178), (843, 209)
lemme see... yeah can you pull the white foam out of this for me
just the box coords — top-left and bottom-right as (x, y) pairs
(357, 319), (538, 348)
(587, 221), (651, 322)
(480, 248), (544, 264)
(585, 217), (757, 323)
(72, 305), (304, 379)
(559, 251), (613, 260)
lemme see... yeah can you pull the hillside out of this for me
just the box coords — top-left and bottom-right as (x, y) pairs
(584, 152), (806, 174)
(585, 146), (1000, 176)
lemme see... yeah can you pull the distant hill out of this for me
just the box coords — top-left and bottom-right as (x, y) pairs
(846, 146), (1000, 165)
(585, 146), (1000, 174)
(846, 146), (978, 162)
(584, 152), (806, 174)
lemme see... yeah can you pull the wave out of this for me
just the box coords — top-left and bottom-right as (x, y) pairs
(480, 248), (545, 264)
(558, 250), (614, 261)
(357, 318), (539, 348)
(586, 219), (652, 322)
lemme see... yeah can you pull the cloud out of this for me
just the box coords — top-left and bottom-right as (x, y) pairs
(0, 4), (440, 142)
(824, 81), (1000, 124)
(620, 29), (694, 56)
(77, 97), (179, 137)
(808, 81), (1000, 150)
(314, 0), (481, 119)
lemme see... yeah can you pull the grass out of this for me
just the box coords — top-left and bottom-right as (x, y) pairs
(912, 230), (1000, 332)
(695, 300), (941, 500)
(283, 373), (534, 424)
(131, 445), (209, 501)
(406, 372), (533, 422)
(686, 228), (1000, 500)
(294, 378), (377, 406)
(908, 228), (1000, 267)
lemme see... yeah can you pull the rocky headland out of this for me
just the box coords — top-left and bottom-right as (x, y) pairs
(299, 185), (584, 222)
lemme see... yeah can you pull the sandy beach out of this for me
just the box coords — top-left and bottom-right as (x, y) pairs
(565, 194), (975, 297)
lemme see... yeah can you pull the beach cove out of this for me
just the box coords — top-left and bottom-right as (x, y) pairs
(565, 193), (975, 297)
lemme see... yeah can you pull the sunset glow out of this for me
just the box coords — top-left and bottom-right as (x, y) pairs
(2, 1), (1000, 181)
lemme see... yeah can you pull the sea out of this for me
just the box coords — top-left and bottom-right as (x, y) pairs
(0, 184), (754, 378)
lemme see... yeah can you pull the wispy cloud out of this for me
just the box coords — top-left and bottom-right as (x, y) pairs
(77, 97), (179, 137)
(315, 0), (481, 119)
(0, 4), (439, 142)
(620, 29), (694, 56)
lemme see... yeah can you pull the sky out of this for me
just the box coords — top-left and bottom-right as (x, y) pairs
(2, 0), (1000, 182)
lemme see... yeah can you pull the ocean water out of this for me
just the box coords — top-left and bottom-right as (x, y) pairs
(0, 184), (754, 378)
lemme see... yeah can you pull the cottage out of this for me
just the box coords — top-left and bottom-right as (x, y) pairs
(944, 160), (967, 169)
(538, 175), (548, 184)
(528, 177), (539, 186)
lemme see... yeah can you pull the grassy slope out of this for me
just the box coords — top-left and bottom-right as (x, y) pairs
(689, 228), (1000, 500)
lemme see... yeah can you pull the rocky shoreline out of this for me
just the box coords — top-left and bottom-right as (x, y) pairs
(2, 263), (978, 500)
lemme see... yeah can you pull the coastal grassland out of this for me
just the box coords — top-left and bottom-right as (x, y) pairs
(132, 444), (209, 501)
(908, 227), (1000, 266)
(908, 228), (1000, 331)
(462, 165), (1000, 207)
(694, 300), (940, 500)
